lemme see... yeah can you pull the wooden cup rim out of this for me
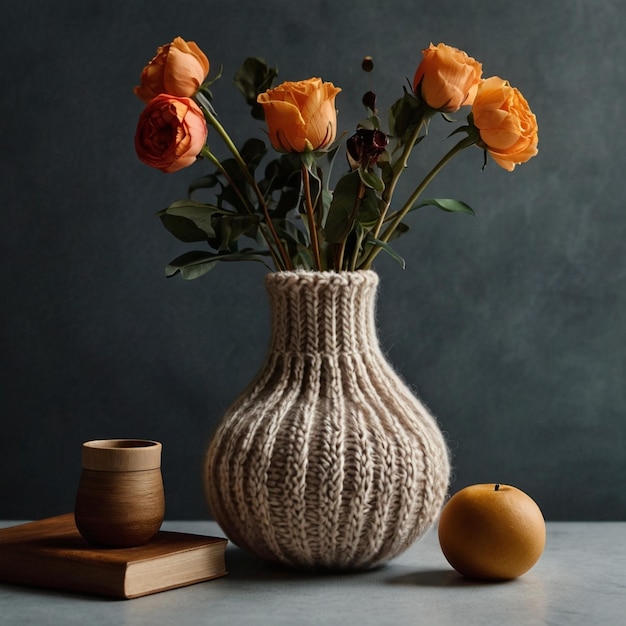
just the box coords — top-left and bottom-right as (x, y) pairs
(81, 439), (162, 471)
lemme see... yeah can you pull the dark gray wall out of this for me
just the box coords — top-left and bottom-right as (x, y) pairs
(1, 0), (624, 521)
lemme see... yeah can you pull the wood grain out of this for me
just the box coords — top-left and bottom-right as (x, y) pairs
(0, 514), (227, 599)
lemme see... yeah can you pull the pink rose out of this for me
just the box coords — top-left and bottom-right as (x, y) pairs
(135, 94), (207, 173)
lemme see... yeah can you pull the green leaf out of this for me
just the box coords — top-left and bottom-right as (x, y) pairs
(262, 154), (301, 191)
(387, 222), (410, 242)
(271, 187), (300, 218)
(364, 233), (406, 269)
(300, 150), (316, 171)
(324, 171), (379, 243)
(165, 249), (272, 280)
(355, 196), (379, 231)
(233, 57), (278, 120)
(158, 200), (224, 242)
(188, 173), (220, 195)
(325, 143), (342, 167)
(274, 219), (316, 270)
(240, 138), (267, 172)
(320, 188), (333, 217)
(378, 157), (394, 195)
(215, 214), (260, 251)
(356, 115), (381, 131)
(414, 198), (475, 215)
(358, 167), (385, 193)
(165, 251), (219, 279)
(215, 158), (250, 213)
(389, 88), (425, 142)
(199, 65), (223, 91)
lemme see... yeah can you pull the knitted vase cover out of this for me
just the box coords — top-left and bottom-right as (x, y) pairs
(204, 270), (450, 570)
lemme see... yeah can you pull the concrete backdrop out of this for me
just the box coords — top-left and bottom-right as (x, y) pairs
(1, 0), (624, 520)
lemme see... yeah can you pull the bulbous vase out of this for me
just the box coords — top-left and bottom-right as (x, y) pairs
(204, 270), (450, 570)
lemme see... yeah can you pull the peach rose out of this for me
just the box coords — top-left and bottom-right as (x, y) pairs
(471, 76), (538, 171)
(412, 43), (482, 113)
(135, 94), (207, 173)
(257, 78), (341, 152)
(134, 37), (210, 103)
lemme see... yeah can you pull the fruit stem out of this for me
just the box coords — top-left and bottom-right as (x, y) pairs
(495, 483), (500, 491)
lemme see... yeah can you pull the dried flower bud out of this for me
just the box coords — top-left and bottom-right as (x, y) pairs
(361, 56), (374, 72)
(362, 90), (377, 112)
(346, 128), (389, 169)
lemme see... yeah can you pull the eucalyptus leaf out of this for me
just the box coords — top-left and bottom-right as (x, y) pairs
(165, 251), (219, 279)
(278, 220), (316, 268)
(299, 150), (314, 171)
(272, 187), (300, 218)
(233, 57), (278, 119)
(356, 115), (381, 131)
(215, 158), (251, 213)
(275, 218), (308, 247)
(379, 158), (394, 195)
(358, 168), (385, 193)
(159, 214), (209, 243)
(188, 173), (220, 194)
(262, 154), (302, 198)
(240, 138), (267, 172)
(389, 88), (424, 141)
(219, 158), (247, 185)
(364, 233), (406, 269)
(356, 200), (381, 231)
(165, 249), (272, 280)
(158, 200), (225, 242)
(215, 214), (260, 251)
(325, 171), (379, 243)
(320, 189), (333, 219)
(387, 222), (410, 242)
(325, 143), (342, 166)
(414, 198), (475, 215)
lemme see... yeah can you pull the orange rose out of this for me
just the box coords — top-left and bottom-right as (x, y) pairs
(412, 43), (482, 113)
(257, 78), (341, 152)
(135, 94), (207, 173)
(134, 37), (210, 103)
(471, 76), (538, 171)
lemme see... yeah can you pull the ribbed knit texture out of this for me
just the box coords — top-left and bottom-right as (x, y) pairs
(204, 271), (450, 570)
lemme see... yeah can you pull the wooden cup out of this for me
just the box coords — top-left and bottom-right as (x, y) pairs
(74, 439), (165, 548)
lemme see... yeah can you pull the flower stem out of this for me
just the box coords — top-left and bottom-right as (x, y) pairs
(195, 92), (293, 271)
(301, 163), (322, 270)
(361, 134), (477, 269)
(334, 179), (366, 271)
(200, 147), (252, 213)
(372, 118), (428, 240)
(199, 147), (282, 270)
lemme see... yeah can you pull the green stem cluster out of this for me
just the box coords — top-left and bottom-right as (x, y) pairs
(373, 120), (428, 240)
(195, 91), (293, 271)
(193, 89), (478, 274)
(361, 132), (478, 269)
(301, 163), (322, 270)
(333, 179), (367, 271)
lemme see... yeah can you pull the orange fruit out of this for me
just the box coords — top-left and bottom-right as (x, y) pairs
(438, 483), (546, 580)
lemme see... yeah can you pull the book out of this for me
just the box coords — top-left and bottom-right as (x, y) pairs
(0, 513), (228, 599)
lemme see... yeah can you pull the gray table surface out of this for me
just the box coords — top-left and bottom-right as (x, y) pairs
(1, 520), (624, 625)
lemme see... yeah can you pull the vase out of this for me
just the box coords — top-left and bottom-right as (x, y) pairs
(204, 270), (450, 570)
(74, 439), (165, 547)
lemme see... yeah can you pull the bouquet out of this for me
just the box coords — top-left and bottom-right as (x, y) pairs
(133, 38), (538, 278)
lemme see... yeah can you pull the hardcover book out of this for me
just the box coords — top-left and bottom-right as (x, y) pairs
(0, 514), (228, 599)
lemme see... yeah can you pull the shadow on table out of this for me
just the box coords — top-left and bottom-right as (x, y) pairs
(224, 545), (388, 581)
(224, 545), (515, 588)
(386, 569), (515, 588)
